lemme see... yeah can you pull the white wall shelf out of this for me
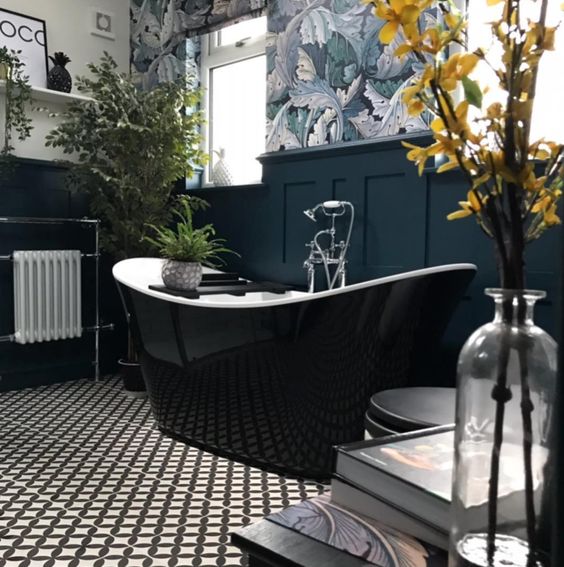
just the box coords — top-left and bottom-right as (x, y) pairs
(0, 80), (93, 105)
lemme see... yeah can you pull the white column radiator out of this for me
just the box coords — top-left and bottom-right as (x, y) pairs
(13, 250), (82, 345)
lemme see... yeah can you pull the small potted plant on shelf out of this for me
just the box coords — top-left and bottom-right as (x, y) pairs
(0, 47), (33, 170)
(145, 196), (238, 291)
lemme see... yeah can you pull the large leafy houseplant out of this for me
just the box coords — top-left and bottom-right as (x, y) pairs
(364, 0), (562, 565)
(46, 53), (207, 260)
(0, 48), (33, 165)
(46, 53), (207, 393)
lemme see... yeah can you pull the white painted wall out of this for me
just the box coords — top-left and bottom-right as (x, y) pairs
(0, 0), (130, 161)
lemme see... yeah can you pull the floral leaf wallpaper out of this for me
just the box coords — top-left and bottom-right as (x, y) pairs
(266, 0), (432, 151)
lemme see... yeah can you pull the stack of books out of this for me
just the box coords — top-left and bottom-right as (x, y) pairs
(331, 425), (455, 550)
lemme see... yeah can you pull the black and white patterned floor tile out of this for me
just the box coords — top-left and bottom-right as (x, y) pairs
(0, 378), (326, 567)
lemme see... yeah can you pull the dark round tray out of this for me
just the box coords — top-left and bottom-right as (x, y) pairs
(367, 387), (456, 433)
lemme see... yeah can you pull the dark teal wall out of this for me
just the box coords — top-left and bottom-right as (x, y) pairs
(192, 133), (561, 382)
(2, 139), (560, 390)
(0, 159), (124, 391)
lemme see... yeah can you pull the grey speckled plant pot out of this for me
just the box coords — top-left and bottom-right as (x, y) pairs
(161, 260), (202, 291)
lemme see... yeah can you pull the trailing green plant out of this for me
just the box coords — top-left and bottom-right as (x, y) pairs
(45, 52), (208, 260)
(0, 47), (33, 164)
(145, 196), (238, 267)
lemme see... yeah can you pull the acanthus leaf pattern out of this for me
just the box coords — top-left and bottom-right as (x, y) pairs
(266, 0), (431, 151)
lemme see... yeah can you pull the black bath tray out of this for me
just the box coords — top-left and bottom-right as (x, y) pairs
(149, 278), (293, 299)
(200, 272), (240, 283)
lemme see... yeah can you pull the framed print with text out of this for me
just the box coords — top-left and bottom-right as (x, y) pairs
(0, 9), (48, 87)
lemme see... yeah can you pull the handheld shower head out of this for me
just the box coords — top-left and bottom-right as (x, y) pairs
(303, 208), (317, 222)
(304, 204), (323, 221)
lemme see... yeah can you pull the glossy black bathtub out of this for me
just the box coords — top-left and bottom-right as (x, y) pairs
(114, 259), (475, 479)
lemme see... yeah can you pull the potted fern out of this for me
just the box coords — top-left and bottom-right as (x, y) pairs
(145, 196), (238, 291)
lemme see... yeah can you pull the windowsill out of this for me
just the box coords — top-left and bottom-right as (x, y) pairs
(422, 156), (547, 175)
(257, 131), (434, 164)
(190, 182), (267, 192)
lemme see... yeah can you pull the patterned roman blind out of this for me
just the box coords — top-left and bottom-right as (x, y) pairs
(180, 0), (266, 37)
(131, 0), (266, 89)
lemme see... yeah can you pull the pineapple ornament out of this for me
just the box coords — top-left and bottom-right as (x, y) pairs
(211, 148), (234, 186)
(47, 52), (72, 93)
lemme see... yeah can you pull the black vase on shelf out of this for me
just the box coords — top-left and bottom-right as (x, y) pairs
(47, 52), (72, 93)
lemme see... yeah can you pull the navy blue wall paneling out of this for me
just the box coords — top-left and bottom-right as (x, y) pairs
(0, 159), (123, 391)
(4, 141), (557, 390)
(192, 134), (561, 383)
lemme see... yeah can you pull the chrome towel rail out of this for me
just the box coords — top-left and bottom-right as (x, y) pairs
(0, 216), (112, 381)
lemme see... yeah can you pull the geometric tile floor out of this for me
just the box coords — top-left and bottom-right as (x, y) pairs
(0, 378), (325, 567)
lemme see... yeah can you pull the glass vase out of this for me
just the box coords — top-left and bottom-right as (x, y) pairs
(449, 289), (557, 567)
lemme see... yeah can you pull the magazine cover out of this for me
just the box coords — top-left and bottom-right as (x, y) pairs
(268, 494), (447, 567)
(354, 431), (454, 501)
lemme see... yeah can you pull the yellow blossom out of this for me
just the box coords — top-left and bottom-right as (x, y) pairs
(407, 98), (426, 115)
(395, 43), (413, 58)
(433, 133), (463, 156)
(376, 0), (422, 44)
(402, 78), (429, 116)
(402, 142), (429, 175)
(472, 172), (491, 189)
(438, 53), (480, 92)
(402, 141), (441, 175)
(420, 28), (443, 54)
(444, 12), (460, 29)
(437, 156), (459, 173)
(364, 0), (563, 246)
(447, 209), (473, 220)
(532, 194), (553, 213)
(431, 117), (445, 133)
(403, 84), (422, 102)
(523, 175), (547, 192)
(447, 190), (484, 220)
(544, 203), (561, 226)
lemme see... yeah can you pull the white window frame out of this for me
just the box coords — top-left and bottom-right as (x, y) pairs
(200, 19), (267, 186)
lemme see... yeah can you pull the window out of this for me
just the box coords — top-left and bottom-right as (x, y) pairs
(467, 0), (564, 143)
(201, 17), (267, 186)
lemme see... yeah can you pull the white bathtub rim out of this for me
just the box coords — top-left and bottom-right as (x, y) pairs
(113, 257), (477, 310)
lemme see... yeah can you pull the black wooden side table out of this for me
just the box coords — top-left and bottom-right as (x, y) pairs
(232, 495), (447, 567)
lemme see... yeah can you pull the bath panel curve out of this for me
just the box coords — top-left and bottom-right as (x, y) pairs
(114, 258), (476, 479)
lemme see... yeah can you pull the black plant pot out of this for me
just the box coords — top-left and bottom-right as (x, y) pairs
(118, 358), (146, 398)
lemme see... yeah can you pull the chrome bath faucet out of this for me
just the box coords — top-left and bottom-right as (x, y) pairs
(303, 200), (355, 293)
